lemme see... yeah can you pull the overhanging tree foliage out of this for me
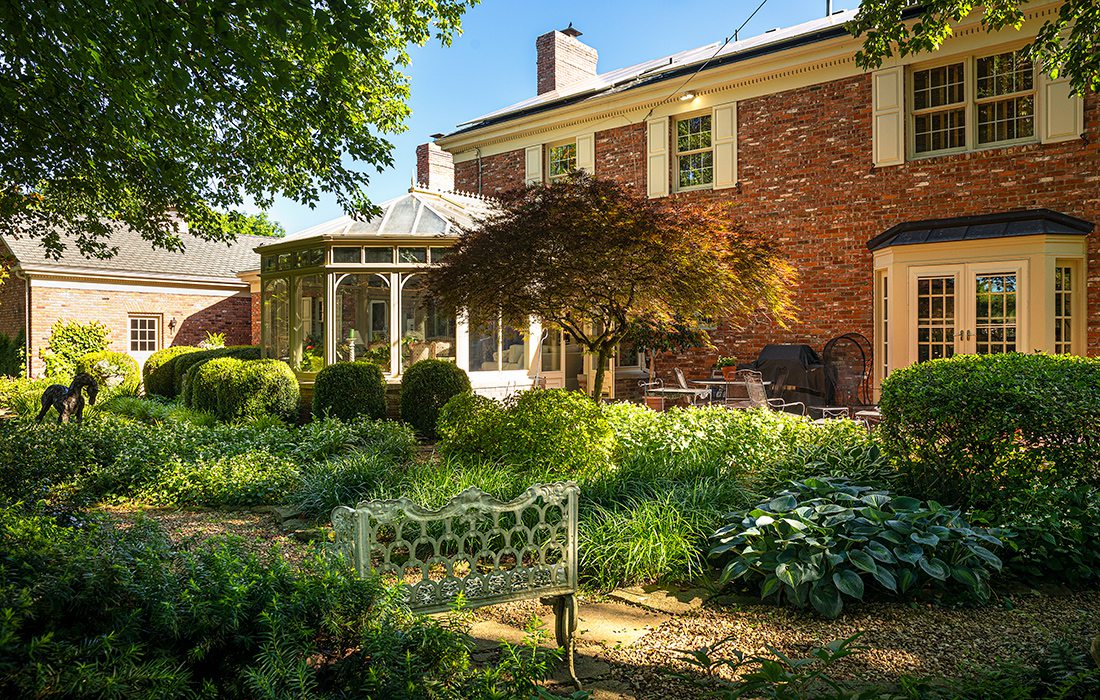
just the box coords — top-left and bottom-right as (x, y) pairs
(0, 0), (475, 259)
(428, 174), (796, 399)
(849, 0), (1099, 95)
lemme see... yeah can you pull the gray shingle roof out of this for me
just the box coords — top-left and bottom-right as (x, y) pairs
(3, 222), (268, 281)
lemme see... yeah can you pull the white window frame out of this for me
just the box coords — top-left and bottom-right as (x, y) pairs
(545, 140), (577, 182)
(908, 44), (1038, 160)
(129, 315), (161, 353)
(674, 111), (714, 192)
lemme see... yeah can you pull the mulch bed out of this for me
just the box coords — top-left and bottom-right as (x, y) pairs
(98, 504), (1100, 699)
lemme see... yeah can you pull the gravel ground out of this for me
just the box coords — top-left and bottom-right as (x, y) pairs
(100, 505), (1100, 699)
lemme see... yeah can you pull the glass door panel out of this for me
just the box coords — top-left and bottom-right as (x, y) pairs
(974, 273), (1017, 354)
(916, 275), (956, 362)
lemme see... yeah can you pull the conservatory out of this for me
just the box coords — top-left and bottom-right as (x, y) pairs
(256, 187), (547, 397)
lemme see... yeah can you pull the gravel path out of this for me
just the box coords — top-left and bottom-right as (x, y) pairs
(99, 505), (1100, 698)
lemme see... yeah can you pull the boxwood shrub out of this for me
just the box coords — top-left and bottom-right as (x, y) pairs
(400, 359), (471, 438)
(711, 478), (1005, 618)
(879, 353), (1100, 508)
(171, 345), (260, 399)
(183, 357), (299, 422)
(312, 361), (386, 421)
(143, 345), (200, 397)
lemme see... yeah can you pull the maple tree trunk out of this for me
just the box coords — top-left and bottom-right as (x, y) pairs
(590, 346), (610, 400)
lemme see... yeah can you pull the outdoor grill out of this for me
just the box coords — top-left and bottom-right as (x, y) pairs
(741, 344), (826, 408)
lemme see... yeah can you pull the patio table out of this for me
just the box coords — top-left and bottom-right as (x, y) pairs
(694, 379), (772, 401)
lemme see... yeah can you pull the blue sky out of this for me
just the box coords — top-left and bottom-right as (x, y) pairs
(267, 0), (851, 233)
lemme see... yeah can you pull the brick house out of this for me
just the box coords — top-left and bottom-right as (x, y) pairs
(433, 2), (1097, 399)
(0, 225), (267, 376)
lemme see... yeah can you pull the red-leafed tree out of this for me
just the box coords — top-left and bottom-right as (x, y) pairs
(428, 173), (796, 399)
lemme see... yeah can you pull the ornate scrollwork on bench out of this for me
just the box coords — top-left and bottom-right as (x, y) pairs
(331, 481), (581, 686)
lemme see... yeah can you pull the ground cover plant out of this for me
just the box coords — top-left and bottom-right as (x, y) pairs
(0, 508), (571, 700)
(710, 478), (1005, 618)
(879, 353), (1100, 509)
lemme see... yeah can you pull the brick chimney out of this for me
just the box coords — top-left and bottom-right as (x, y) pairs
(536, 24), (598, 95)
(415, 142), (454, 192)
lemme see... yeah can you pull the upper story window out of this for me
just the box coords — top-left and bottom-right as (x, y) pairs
(676, 114), (713, 190)
(546, 142), (577, 181)
(910, 48), (1035, 157)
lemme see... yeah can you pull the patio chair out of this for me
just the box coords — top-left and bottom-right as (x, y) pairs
(673, 368), (712, 406)
(728, 369), (806, 416)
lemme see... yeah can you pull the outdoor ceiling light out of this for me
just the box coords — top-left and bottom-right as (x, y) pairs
(679, 91), (696, 101)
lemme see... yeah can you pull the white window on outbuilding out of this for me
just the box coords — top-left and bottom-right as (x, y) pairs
(129, 315), (159, 353)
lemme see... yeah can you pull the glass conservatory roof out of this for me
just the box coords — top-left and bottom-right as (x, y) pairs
(258, 187), (496, 252)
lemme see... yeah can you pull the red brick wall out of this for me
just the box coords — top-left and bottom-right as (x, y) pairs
(0, 270), (26, 341)
(26, 283), (252, 376)
(452, 74), (1100, 381)
(250, 290), (262, 345)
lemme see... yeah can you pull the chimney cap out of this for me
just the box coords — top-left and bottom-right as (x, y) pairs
(561, 22), (582, 38)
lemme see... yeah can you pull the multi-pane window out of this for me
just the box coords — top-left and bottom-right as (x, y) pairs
(974, 273), (1017, 354)
(880, 275), (889, 378)
(1055, 266), (1073, 354)
(910, 49), (1036, 157)
(916, 276), (955, 362)
(546, 142), (577, 181)
(976, 49), (1034, 145)
(912, 62), (967, 155)
(676, 115), (713, 189)
(129, 316), (159, 353)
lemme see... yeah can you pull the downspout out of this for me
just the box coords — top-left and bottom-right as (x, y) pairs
(475, 147), (483, 195)
(16, 269), (30, 377)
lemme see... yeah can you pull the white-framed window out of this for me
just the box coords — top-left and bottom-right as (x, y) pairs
(910, 47), (1036, 157)
(1054, 264), (1074, 354)
(675, 113), (713, 190)
(468, 312), (528, 372)
(129, 315), (160, 353)
(616, 341), (646, 372)
(546, 141), (577, 181)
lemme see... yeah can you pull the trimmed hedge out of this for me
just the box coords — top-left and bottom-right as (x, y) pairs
(143, 345), (200, 397)
(400, 360), (471, 438)
(185, 357), (299, 422)
(879, 353), (1100, 508)
(173, 346), (260, 403)
(312, 361), (386, 421)
(75, 350), (140, 395)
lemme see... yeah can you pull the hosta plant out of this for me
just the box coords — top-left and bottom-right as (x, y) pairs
(710, 478), (1004, 618)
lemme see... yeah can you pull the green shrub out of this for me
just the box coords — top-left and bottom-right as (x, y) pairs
(172, 345), (261, 401)
(439, 388), (613, 477)
(0, 509), (568, 699)
(437, 391), (505, 459)
(311, 361), (386, 421)
(39, 319), (109, 378)
(142, 345), (200, 397)
(190, 356), (240, 414)
(75, 350), (140, 395)
(400, 359), (471, 438)
(971, 482), (1100, 589)
(0, 376), (54, 418)
(219, 358), (299, 422)
(710, 478), (1005, 618)
(879, 353), (1100, 508)
(138, 451), (301, 507)
(100, 394), (217, 427)
(0, 330), (24, 377)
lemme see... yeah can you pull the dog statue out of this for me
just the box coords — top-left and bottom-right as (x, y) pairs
(35, 372), (99, 424)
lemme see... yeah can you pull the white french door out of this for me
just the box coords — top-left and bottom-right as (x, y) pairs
(909, 260), (1027, 361)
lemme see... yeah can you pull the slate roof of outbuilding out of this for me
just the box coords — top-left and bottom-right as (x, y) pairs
(2, 222), (268, 281)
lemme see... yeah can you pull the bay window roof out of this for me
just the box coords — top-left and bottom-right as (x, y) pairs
(867, 209), (1093, 252)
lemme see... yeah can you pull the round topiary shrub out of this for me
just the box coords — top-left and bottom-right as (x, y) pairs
(312, 361), (386, 422)
(220, 359), (300, 422)
(437, 391), (504, 461)
(879, 353), (1100, 508)
(143, 346), (200, 398)
(400, 360), (471, 438)
(189, 357), (241, 415)
(172, 346), (261, 400)
(74, 351), (140, 395)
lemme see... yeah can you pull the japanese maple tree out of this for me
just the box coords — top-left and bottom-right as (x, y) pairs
(428, 173), (795, 399)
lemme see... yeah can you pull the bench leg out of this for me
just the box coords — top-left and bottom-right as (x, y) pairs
(553, 593), (580, 689)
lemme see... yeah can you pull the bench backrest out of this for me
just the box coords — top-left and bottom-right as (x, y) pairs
(331, 482), (579, 614)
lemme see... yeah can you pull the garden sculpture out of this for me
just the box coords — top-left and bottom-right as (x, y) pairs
(333, 482), (581, 688)
(35, 372), (99, 424)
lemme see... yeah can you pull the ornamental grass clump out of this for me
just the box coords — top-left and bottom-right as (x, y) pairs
(710, 477), (1004, 618)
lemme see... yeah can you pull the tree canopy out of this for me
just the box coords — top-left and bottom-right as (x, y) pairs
(849, 0), (1099, 95)
(428, 174), (796, 398)
(0, 0), (475, 259)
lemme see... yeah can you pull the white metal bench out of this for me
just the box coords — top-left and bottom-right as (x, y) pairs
(331, 482), (580, 686)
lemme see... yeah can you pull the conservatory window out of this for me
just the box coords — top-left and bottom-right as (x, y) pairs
(294, 275), (325, 373)
(468, 311), (527, 372)
(398, 247), (428, 264)
(400, 274), (456, 371)
(541, 328), (563, 373)
(429, 247), (450, 263)
(334, 273), (390, 365)
(332, 246), (362, 264)
(363, 247), (394, 264)
(263, 278), (290, 361)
